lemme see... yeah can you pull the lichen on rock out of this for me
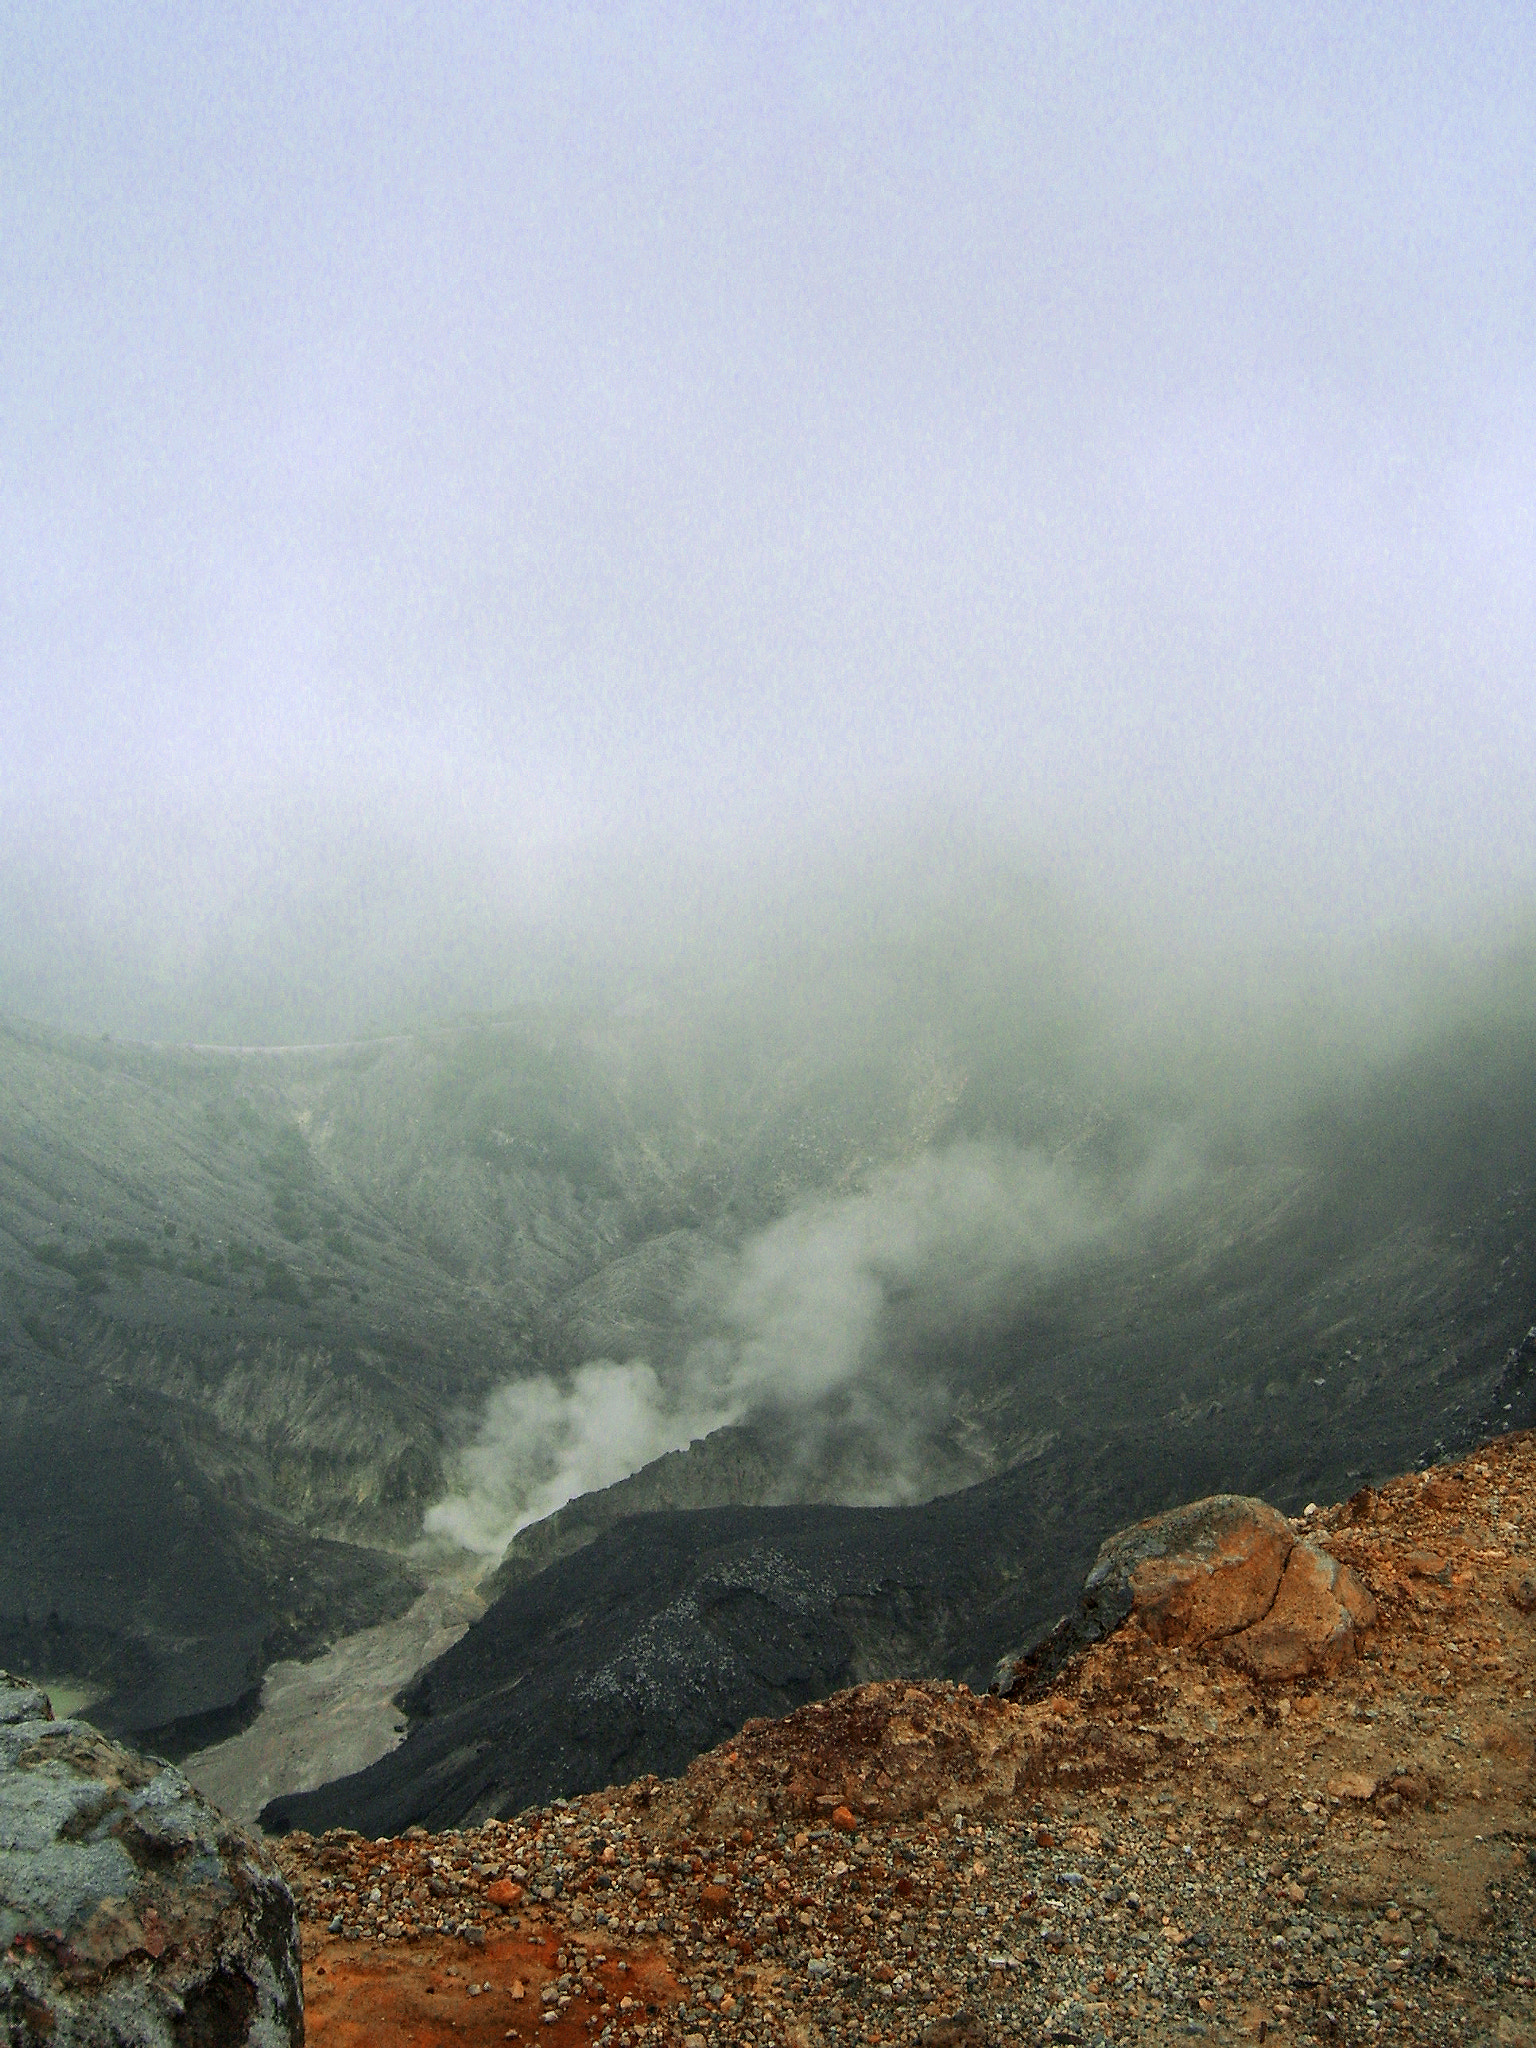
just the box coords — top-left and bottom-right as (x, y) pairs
(1, 1674), (303, 2046)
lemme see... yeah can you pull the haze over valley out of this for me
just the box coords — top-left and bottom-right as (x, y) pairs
(4, 869), (1535, 1820)
(3, 3), (1534, 1835)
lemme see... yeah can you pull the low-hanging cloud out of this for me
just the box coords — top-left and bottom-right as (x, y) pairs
(425, 1139), (1173, 1561)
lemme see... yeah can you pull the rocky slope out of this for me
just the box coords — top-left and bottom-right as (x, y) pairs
(263, 1263), (1536, 1838)
(271, 1427), (1536, 2047)
(0, 999), (1044, 1748)
(257, 1430), (1255, 1838)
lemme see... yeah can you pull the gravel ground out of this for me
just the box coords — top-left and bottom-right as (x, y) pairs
(279, 1430), (1536, 2047)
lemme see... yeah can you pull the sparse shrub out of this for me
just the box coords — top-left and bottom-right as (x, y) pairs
(258, 1260), (307, 1306)
(104, 1234), (153, 1279)
(261, 1125), (316, 1192)
(272, 1195), (311, 1242)
(21, 1313), (61, 1357)
(32, 1241), (110, 1293)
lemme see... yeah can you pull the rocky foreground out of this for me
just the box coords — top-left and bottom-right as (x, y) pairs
(5, 1433), (1532, 2045)
(268, 1431), (1536, 2047)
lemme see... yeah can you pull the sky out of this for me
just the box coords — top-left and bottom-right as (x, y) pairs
(3, 3), (1534, 1036)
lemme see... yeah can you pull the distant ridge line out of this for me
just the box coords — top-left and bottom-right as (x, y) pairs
(63, 1014), (563, 1058)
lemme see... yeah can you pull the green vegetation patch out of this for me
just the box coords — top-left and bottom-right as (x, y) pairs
(260, 1123), (319, 1239)
(258, 1260), (308, 1306)
(31, 1241), (110, 1293)
(179, 1254), (227, 1288)
(261, 1124), (316, 1193)
(20, 1312), (62, 1357)
(271, 1193), (311, 1241)
(102, 1233), (160, 1279)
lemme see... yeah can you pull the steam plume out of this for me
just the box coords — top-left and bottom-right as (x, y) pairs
(425, 1140), (1157, 1560)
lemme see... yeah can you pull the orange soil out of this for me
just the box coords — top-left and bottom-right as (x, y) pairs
(301, 1923), (679, 2047)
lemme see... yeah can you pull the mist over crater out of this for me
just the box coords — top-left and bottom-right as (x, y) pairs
(4, 0), (1534, 1824)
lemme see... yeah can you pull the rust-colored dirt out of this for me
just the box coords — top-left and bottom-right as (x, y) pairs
(301, 1924), (678, 2046)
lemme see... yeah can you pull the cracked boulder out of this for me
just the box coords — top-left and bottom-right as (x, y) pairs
(1096, 1494), (1297, 1647)
(1, 1672), (303, 2046)
(1005, 1494), (1375, 1693)
(1222, 1537), (1377, 1680)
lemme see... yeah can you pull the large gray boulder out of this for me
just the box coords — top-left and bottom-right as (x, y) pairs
(1, 1673), (303, 2045)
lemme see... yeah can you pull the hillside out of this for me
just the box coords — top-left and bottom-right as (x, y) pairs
(275, 1428), (1536, 2048)
(3, 949), (1535, 1777)
(266, 1002), (1536, 1832)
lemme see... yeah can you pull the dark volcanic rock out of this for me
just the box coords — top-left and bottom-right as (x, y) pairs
(261, 1425), (1261, 1837)
(262, 1487), (1088, 1838)
(1, 1673), (303, 2046)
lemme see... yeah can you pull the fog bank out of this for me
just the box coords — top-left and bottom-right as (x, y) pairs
(4, 8), (1534, 1045)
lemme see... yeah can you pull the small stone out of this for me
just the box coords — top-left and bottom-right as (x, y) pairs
(926, 2010), (992, 2046)
(1421, 1476), (1465, 1510)
(1327, 1773), (1379, 1802)
(0, 1673), (55, 1726)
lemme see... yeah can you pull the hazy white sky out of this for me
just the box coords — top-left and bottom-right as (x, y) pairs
(3, 4), (1534, 1030)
